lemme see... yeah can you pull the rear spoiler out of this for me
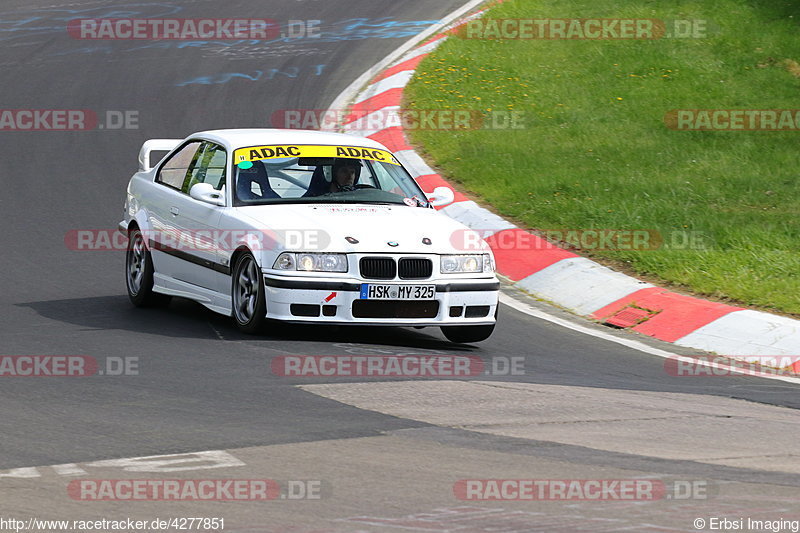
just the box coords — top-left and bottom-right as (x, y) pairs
(138, 139), (182, 172)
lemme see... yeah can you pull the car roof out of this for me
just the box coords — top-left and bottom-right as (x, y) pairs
(192, 129), (390, 152)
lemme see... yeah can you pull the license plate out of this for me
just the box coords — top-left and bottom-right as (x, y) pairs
(359, 284), (435, 300)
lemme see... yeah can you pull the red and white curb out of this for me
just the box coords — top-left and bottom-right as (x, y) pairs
(324, 1), (800, 359)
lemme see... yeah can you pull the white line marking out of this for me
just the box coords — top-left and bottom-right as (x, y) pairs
(51, 464), (87, 476)
(0, 467), (39, 478)
(208, 322), (225, 341)
(391, 39), (439, 64)
(499, 293), (800, 385)
(84, 450), (244, 472)
(0, 450), (245, 479)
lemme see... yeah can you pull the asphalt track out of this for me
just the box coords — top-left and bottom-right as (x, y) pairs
(1, 0), (798, 530)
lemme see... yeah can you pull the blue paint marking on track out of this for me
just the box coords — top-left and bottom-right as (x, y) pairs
(0, 9), (440, 70)
(176, 65), (328, 86)
(38, 17), (438, 57)
(0, 3), (182, 43)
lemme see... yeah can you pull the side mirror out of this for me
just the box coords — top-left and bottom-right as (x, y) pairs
(426, 186), (455, 207)
(189, 183), (225, 206)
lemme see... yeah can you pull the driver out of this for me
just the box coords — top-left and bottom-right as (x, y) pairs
(330, 158), (361, 193)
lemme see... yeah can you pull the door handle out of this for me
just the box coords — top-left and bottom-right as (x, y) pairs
(170, 206), (179, 216)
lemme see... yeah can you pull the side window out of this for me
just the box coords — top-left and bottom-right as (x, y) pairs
(156, 141), (202, 190)
(184, 142), (227, 193)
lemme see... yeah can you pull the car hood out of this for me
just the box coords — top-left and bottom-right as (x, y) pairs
(233, 203), (489, 254)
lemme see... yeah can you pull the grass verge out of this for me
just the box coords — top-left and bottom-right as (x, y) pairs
(404, 0), (800, 315)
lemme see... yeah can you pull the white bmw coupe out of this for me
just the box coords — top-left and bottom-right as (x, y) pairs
(120, 129), (499, 342)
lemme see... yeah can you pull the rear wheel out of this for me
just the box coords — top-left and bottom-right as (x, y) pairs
(232, 252), (267, 334)
(126, 228), (171, 307)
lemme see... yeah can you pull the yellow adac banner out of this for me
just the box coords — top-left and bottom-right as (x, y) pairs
(234, 144), (400, 165)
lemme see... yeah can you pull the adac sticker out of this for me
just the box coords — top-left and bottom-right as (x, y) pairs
(234, 144), (400, 165)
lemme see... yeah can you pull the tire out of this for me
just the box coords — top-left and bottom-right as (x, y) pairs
(231, 251), (268, 334)
(441, 323), (495, 344)
(126, 228), (171, 307)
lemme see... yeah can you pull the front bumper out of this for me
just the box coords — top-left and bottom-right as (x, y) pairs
(262, 274), (499, 326)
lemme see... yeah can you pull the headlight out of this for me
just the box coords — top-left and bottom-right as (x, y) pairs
(274, 253), (295, 270)
(483, 253), (495, 273)
(440, 254), (491, 274)
(273, 252), (348, 273)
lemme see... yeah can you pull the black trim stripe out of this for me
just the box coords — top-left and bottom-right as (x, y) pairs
(148, 239), (231, 276)
(435, 282), (500, 292)
(264, 278), (361, 291)
(264, 277), (499, 293)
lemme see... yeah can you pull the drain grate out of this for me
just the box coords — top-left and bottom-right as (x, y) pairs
(604, 305), (658, 328)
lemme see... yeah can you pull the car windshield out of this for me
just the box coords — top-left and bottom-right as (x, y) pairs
(231, 144), (429, 207)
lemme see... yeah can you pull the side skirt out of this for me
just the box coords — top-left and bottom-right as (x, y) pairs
(153, 273), (232, 316)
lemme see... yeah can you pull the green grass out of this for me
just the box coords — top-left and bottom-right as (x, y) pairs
(405, 0), (800, 315)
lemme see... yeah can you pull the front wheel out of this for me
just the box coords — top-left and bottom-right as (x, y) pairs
(126, 228), (171, 307)
(440, 323), (495, 344)
(232, 252), (268, 334)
